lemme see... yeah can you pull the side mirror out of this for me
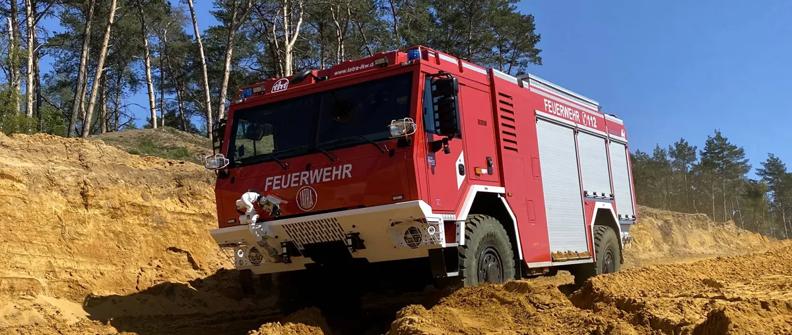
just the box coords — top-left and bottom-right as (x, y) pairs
(431, 77), (461, 138)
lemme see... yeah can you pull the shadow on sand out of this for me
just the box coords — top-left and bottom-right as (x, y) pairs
(83, 269), (281, 335)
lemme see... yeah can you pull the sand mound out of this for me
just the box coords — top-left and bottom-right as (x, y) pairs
(573, 243), (792, 334)
(388, 280), (637, 335)
(248, 308), (329, 335)
(388, 243), (792, 335)
(625, 206), (771, 266)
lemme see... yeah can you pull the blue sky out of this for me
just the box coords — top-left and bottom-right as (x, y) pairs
(37, 1), (792, 174)
(520, 0), (792, 174)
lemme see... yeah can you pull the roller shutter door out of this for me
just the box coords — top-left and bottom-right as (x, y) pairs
(578, 133), (612, 197)
(536, 120), (587, 254)
(609, 141), (635, 218)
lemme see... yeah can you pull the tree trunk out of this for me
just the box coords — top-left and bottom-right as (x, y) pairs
(387, 0), (400, 45)
(722, 180), (728, 222)
(281, 0), (303, 76)
(354, 18), (373, 57)
(218, 0), (252, 120)
(34, 35), (42, 128)
(137, 1), (157, 129)
(711, 182), (716, 221)
(160, 28), (187, 131)
(99, 78), (107, 134)
(24, 0), (35, 117)
(68, 0), (96, 137)
(330, 2), (350, 64)
(158, 44), (165, 128)
(32, 1), (42, 128)
(187, 0), (214, 141)
(113, 73), (122, 131)
(81, 0), (118, 138)
(8, 0), (21, 115)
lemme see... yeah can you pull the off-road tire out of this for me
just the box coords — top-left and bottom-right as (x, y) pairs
(573, 225), (621, 286)
(239, 270), (276, 296)
(239, 269), (256, 295)
(459, 214), (516, 286)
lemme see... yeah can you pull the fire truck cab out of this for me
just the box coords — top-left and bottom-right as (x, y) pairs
(207, 46), (637, 287)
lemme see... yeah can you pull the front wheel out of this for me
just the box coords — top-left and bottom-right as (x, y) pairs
(459, 214), (516, 286)
(572, 225), (621, 286)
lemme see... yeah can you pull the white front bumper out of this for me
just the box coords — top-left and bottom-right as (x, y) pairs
(211, 200), (447, 274)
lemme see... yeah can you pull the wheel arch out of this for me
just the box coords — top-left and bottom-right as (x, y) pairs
(590, 202), (623, 263)
(463, 190), (524, 276)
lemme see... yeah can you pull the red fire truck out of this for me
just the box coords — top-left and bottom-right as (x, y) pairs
(205, 46), (637, 289)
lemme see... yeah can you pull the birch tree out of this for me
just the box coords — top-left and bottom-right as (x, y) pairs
(253, 0), (303, 77)
(67, 0), (95, 137)
(328, 0), (350, 63)
(24, 0), (33, 117)
(81, 0), (118, 137)
(137, 0), (157, 128)
(159, 25), (188, 130)
(7, 0), (21, 114)
(186, 0), (213, 140)
(217, 0), (253, 120)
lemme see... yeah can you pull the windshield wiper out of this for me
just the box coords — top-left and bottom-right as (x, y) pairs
(266, 152), (289, 170)
(238, 145), (313, 169)
(313, 144), (338, 162)
(320, 135), (387, 154)
(354, 135), (387, 154)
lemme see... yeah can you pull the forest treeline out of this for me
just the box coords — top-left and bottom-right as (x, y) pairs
(0, 0), (541, 139)
(632, 130), (790, 239)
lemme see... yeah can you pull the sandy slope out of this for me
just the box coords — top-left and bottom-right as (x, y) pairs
(0, 133), (240, 334)
(387, 243), (792, 335)
(625, 206), (771, 267)
(385, 208), (789, 335)
(1, 132), (789, 335)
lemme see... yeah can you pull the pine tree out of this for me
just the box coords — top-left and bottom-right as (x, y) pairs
(669, 138), (697, 211)
(695, 130), (750, 223)
(758, 154), (791, 238)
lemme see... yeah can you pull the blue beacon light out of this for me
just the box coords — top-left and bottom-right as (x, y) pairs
(407, 48), (421, 61)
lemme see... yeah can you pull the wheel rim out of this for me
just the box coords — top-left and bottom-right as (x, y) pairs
(602, 248), (615, 274)
(477, 246), (504, 283)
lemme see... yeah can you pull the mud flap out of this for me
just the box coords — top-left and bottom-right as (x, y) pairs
(429, 247), (459, 279)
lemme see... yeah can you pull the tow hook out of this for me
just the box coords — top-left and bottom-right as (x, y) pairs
(279, 241), (300, 263)
(345, 232), (366, 252)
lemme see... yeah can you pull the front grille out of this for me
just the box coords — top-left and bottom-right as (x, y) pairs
(282, 218), (346, 249)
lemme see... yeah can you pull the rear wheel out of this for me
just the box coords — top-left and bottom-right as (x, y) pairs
(573, 225), (621, 286)
(459, 214), (516, 286)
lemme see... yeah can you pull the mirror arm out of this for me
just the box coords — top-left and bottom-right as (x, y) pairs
(429, 137), (451, 154)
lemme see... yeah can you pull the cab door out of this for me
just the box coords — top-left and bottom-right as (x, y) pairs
(422, 75), (466, 213)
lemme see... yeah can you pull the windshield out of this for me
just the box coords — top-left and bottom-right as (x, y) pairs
(230, 73), (412, 166)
